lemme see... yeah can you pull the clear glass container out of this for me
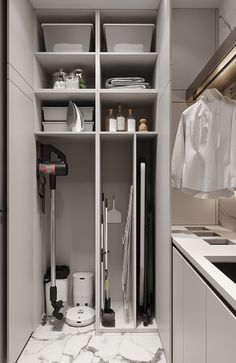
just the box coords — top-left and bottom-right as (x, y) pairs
(72, 68), (86, 89)
(53, 68), (66, 89)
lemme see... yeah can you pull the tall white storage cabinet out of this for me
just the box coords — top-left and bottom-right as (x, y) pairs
(7, 1), (171, 363)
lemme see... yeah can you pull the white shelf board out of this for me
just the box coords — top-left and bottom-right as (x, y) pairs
(136, 131), (158, 139)
(100, 132), (134, 141)
(35, 52), (96, 73)
(30, 0), (160, 10)
(99, 301), (134, 331)
(100, 52), (158, 69)
(100, 132), (157, 140)
(35, 89), (96, 102)
(35, 131), (96, 141)
(100, 89), (158, 104)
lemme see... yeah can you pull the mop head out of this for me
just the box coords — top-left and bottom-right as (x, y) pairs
(101, 298), (115, 327)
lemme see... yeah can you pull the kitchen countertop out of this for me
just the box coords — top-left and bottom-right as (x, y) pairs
(172, 225), (236, 311)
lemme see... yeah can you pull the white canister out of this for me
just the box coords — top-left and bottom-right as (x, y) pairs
(73, 272), (94, 307)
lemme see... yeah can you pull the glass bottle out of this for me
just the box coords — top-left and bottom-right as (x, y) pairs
(127, 108), (136, 132)
(53, 68), (66, 89)
(116, 105), (126, 132)
(105, 109), (117, 132)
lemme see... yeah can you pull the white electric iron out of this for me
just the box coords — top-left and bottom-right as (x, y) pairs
(67, 99), (85, 132)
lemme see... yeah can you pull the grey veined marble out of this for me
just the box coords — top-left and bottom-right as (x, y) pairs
(18, 323), (165, 363)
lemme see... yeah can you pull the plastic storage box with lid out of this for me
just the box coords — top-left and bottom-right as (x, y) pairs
(42, 107), (94, 121)
(103, 24), (155, 52)
(42, 122), (68, 132)
(42, 24), (93, 52)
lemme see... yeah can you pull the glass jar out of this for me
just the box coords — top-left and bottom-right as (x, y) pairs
(65, 72), (76, 89)
(72, 68), (86, 89)
(52, 69), (66, 89)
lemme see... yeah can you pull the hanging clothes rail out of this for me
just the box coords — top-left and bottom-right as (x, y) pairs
(186, 27), (236, 102)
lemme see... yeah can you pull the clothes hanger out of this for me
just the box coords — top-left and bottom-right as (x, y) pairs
(201, 88), (223, 102)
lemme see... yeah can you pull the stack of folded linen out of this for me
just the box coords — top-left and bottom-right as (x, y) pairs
(105, 77), (150, 89)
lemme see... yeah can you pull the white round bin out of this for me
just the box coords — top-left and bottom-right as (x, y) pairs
(73, 272), (94, 307)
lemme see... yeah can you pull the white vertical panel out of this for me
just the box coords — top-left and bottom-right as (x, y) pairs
(183, 260), (206, 363)
(207, 288), (236, 363)
(156, 0), (171, 361)
(95, 9), (101, 329)
(8, 81), (34, 363)
(132, 135), (137, 328)
(173, 248), (184, 363)
(8, 0), (34, 88)
(172, 9), (217, 91)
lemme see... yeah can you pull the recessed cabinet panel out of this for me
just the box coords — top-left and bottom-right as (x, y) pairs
(9, 0), (34, 87)
(8, 81), (34, 363)
(173, 249), (184, 363)
(183, 259), (207, 363)
(207, 288), (236, 363)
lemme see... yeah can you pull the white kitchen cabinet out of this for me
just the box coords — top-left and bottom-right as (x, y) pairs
(173, 247), (236, 363)
(183, 256), (206, 363)
(173, 247), (206, 363)
(207, 288), (236, 363)
(173, 248), (184, 363)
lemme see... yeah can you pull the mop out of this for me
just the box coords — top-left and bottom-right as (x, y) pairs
(108, 196), (122, 223)
(101, 197), (115, 327)
(122, 186), (133, 323)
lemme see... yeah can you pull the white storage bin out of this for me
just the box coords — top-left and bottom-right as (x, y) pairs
(42, 23), (93, 52)
(42, 122), (68, 132)
(45, 278), (69, 316)
(73, 272), (94, 307)
(79, 107), (94, 121)
(43, 107), (94, 122)
(84, 122), (94, 132)
(43, 107), (67, 121)
(104, 24), (155, 53)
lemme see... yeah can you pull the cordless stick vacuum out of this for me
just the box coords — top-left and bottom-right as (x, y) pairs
(37, 144), (68, 320)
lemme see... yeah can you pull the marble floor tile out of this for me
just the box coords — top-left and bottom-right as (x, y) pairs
(18, 322), (166, 363)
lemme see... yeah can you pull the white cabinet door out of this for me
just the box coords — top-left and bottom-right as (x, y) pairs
(183, 259), (207, 363)
(8, 81), (34, 363)
(173, 247), (207, 363)
(207, 288), (236, 363)
(173, 248), (184, 363)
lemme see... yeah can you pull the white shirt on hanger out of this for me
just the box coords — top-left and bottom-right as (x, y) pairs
(171, 88), (236, 199)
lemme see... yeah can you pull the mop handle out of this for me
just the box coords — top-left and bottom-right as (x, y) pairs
(104, 199), (108, 270)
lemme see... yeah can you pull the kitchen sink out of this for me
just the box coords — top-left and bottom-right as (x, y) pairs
(204, 238), (236, 245)
(185, 226), (209, 231)
(193, 231), (220, 237)
(212, 262), (236, 284)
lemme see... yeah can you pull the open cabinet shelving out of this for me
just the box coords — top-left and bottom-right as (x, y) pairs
(33, 9), (159, 333)
(8, 1), (171, 362)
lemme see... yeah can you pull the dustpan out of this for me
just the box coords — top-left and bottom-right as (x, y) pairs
(108, 196), (122, 223)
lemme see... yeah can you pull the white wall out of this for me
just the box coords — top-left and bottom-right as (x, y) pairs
(219, 0), (236, 45)
(172, 9), (218, 225)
